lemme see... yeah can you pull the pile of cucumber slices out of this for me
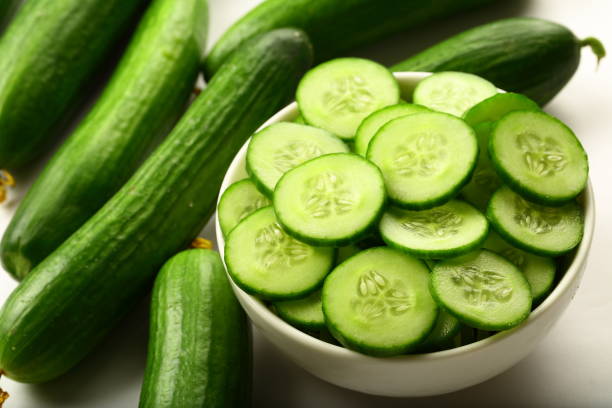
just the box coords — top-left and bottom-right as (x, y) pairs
(218, 58), (587, 357)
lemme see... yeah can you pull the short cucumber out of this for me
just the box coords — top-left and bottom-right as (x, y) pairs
(246, 122), (348, 196)
(489, 110), (588, 205)
(379, 200), (489, 259)
(274, 153), (386, 246)
(430, 249), (532, 331)
(354, 103), (430, 156)
(296, 58), (400, 139)
(225, 207), (334, 300)
(483, 231), (556, 302)
(392, 18), (606, 105)
(487, 186), (584, 257)
(413, 72), (497, 117)
(139, 249), (251, 408)
(274, 290), (325, 331)
(463, 92), (540, 127)
(0, 28), (313, 383)
(323, 247), (438, 356)
(413, 310), (462, 353)
(0, 0), (147, 170)
(217, 179), (270, 237)
(367, 112), (478, 209)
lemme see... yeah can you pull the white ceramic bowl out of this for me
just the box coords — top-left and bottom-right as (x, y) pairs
(215, 72), (595, 397)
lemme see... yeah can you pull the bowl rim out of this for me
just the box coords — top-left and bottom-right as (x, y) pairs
(215, 71), (595, 363)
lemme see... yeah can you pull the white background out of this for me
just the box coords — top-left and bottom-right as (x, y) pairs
(1, 0), (611, 406)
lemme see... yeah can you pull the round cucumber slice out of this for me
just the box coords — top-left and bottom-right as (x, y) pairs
(274, 290), (325, 331)
(413, 310), (462, 353)
(431, 249), (532, 331)
(367, 112), (478, 209)
(483, 231), (556, 302)
(413, 71), (497, 117)
(354, 103), (430, 156)
(323, 247), (438, 356)
(246, 122), (349, 196)
(463, 92), (540, 127)
(296, 58), (400, 139)
(487, 186), (583, 256)
(489, 110), (588, 205)
(225, 206), (334, 300)
(379, 200), (489, 259)
(217, 179), (270, 236)
(274, 153), (386, 246)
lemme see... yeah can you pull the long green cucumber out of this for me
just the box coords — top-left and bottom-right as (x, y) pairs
(0, 0), (147, 170)
(0, 0), (208, 281)
(139, 249), (251, 408)
(0, 0), (21, 33)
(392, 18), (606, 105)
(204, 0), (500, 77)
(0, 28), (312, 383)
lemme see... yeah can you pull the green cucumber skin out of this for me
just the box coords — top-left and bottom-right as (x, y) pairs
(139, 249), (251, 408)
(0, 0), (208, 281)
(204, 0), (499, 76)
(392, 18), (584, 105)
(0, 28), (312, 383)
(0, 0), (148, 170)
(0, 0), (21, 33)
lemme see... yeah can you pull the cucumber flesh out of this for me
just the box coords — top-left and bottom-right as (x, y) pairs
(225, 207), (334, 300)
(487, 186), (583, 256)
(379, 200), (488, 259)
(354, 103), (430, 156)
(246, 122), (348, 196)
(489, 110), (588, 205)
(413, 72), (497, 117)
(274, 290), (325, 331)
(323, 247), (438, 356)
(367, 112), (477, 209)
(430, 249), (532, 331)
(463, 92), (540, 127)
(296, 58), (400, 139)
(274, 153), (386, 246)
(217, 179), (270, 237)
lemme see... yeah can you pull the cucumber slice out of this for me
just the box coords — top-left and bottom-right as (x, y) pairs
(336, 244), (361, 264)
(293, 114), (306, 124)
(225, 206), (334, 300)
(217, 179), (271, 236)
(274, 153), (386, 246)
(379, 200), (488, 259)
(460, 122), (502, 211)
(354, 103), (430, 156)
(431, 249), (532, 331)
(296, 58), (400, 139)
(483, 231), (556, 302)
(413, 72), (497, 117)
(489, 110), (588, 205)
(322, 247), (438, 356)
(274, 290), (325, 331)
(246, 122), (349, 196)
(414, 310), (461, 353)
(367, 112), (478, 209)
(463, 92), (540, 127)
(487, 186), (583, 256)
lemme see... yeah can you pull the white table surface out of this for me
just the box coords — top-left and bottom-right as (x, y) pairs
(1, 0), (611, 406)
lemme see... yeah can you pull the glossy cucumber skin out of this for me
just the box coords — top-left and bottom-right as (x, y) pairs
(204, 0), (499, 76)
(0, 0), (147, 170)
(0, 0), (21, 33)
(0, 28), (312, 383)
(0, 0), (208, 280)
(139, 249), (251, 408)
(392, 18), (583, 105)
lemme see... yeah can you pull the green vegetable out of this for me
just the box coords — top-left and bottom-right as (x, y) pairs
(0, 0), (147, 170)
(1, 0), (208, 280)
(204, 0), (501, 76)
(392, 17), (606, 105)
(0, 28), (312, 383)
(139, 249), (251, 408)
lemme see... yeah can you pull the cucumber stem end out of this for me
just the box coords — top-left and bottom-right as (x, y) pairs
(0, 170), (15, 204)
(580, 37), (606, 67)
(0, 372), (8, 408)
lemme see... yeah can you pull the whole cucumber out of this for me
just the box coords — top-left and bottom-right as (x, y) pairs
(139, 249), (251, 408)
(0, 0), (147, 170)
(1, 0), (208, 280)
(392, 17), (606, 105)
(204, 0), (500, 77)
(0, 28), (312, 383)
